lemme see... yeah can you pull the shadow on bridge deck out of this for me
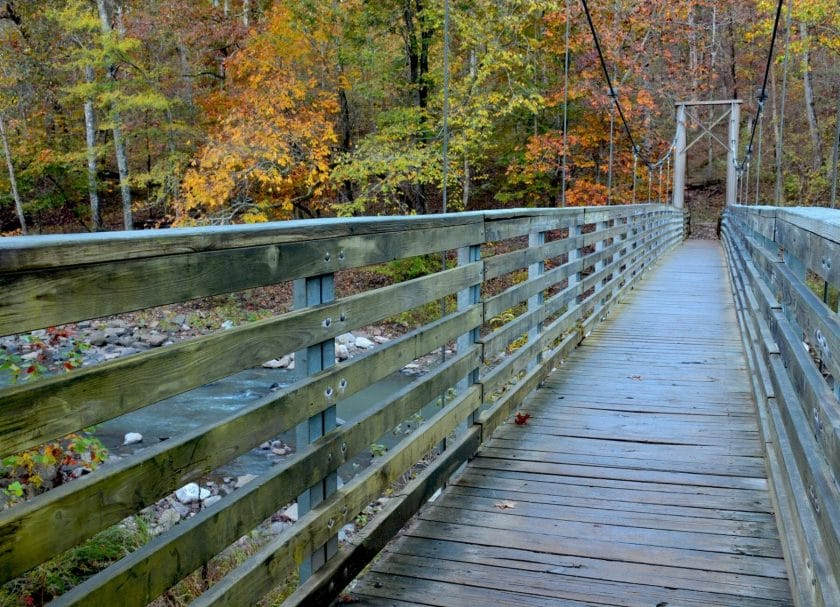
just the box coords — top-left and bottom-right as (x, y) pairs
(349, 240), (792, 607)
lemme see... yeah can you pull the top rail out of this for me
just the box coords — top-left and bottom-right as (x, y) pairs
(0, 204), (685, 606)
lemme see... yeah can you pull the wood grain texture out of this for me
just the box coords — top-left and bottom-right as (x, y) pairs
(352, 240), (793, 607)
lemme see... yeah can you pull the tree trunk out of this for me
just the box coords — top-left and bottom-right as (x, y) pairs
(800, 22), (823, 172)
(242, 0), (249, 27)
(727, 6), (738, 99)
(775, 0), (792, 205)
(0, 113), (26, 234)
(83, 65), (102, 231)
(96, 0), (133, 230)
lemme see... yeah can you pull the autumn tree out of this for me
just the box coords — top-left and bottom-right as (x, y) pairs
(179, 3), (339, 223)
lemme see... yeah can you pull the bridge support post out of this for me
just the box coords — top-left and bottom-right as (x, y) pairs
(457, 244), (482, 425)
(294, 274), (337, 580)
(673, 104), (687, 209)
(527, 228), (546, 371)
(727, 101), (740, 205)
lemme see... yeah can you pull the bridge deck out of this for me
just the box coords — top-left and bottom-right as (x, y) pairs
(349, 240), (792, 606)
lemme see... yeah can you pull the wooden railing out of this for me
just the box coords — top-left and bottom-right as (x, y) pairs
(0, 205), (685, 606)
(722, 205), (840, 607)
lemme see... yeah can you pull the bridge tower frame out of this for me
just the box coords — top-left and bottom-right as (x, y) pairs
(673, 99), (742, 208)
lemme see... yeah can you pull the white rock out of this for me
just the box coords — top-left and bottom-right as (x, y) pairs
(123, 432), (143, 445)
(354, 336), (375, 349)
(199, 487), (211, 500)
(336, 344), (350, 360)
(283, 503), (299, 522)
(221, 320), (235, 330)
(175, 482), (202, 504)
(373, 336), (390, 344)
(337, 332), (356, 345)
(235, 474), (257, 489)
(262, 355), (291, 369)
(202, 495), (222, 508)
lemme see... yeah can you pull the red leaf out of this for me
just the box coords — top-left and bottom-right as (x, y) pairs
(514, 412), (531, 425)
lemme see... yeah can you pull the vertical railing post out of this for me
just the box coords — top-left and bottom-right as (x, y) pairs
(294, 273), (337, 580)
(527, 226), (546, 370)
(673, 104), (687, 209)
(457, 243), (482, 423)
(726, 101), (741, 206)
(592, 219), (609, 314)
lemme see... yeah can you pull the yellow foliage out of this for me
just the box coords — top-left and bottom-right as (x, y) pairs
(177, 5), (339, 224)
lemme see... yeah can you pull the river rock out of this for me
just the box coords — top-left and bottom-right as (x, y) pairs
(336, 344), (350, 361)
(337, 332), (356, 345)
(262, 355), (291, 369)
(202, 495), (222, 508)
(123, 432), (143, 445)
(105, 326), (127, 338)
(175, 482), (202, 504)
(146, 333), (168, 347)
(281, 503), (298, 522)
(373, 336), (390, 344)
(88, 331), (107, 346)
(354, 336), (375, 349)
(157, 508), (180, 531)
(172, 314), (187, 326)
(171, 500), (191, 517)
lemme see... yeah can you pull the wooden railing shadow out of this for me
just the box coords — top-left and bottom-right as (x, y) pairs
(0, 205), (685, 606)
(722, 205), (840, 607)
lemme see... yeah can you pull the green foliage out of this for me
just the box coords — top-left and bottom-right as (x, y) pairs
(0, 521), (149, 606)
(1, 432), (108, 510)
(372, 254), (442, 283)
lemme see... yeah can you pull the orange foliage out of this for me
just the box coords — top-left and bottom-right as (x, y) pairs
(179, 5), (338, 224)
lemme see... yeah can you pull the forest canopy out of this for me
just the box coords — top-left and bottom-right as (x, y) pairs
(0, 0), (837, 233)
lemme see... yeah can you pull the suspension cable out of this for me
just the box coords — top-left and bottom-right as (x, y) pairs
(755, 112), (763, 205)
(607, 105), (614, 205)
(737, 0), (785, 174)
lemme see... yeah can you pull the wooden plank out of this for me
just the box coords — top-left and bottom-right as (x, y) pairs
(483, 235), (581, 280)
(0, 334), (481, 584)
(400, 520), (788, 579)
(0, 224), (484, 336)
(385, 535), (790, 601)
(0, 213), (486, 273)
(0, 264), (481, 457)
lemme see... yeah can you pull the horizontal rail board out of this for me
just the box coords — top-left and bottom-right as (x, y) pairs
(0, 224), (484, 336)
(0, 214), (486, 272)
(0, 264), (481, 457)
(0, 312), (482, 582)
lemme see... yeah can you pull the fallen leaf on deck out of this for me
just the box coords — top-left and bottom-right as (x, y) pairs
(514, 411), (531, 425)
(494, 500), (517, 510)
(628, 375), (643, 380)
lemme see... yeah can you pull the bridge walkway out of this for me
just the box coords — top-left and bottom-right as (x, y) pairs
(348, 240), (793, 606)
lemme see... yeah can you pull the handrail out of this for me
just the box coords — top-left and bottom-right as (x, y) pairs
(0, 205), (685, 606)
(721, 205), (840, 607)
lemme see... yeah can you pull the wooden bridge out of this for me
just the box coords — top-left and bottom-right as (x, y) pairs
(1, 204), (838, 606)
